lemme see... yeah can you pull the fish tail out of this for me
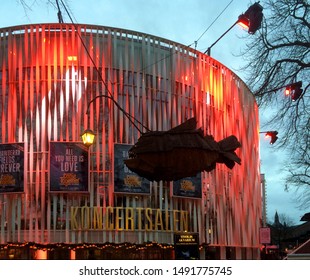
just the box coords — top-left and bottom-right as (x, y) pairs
(217, 135), (241, 169)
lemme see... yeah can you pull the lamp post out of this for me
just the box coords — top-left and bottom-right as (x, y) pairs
(80, 95), (109, 147)
(80, 95), (106, 147)
(81, 93), (150, 147)
(205, 2), (263, 56)
(205, 21), (239, 56)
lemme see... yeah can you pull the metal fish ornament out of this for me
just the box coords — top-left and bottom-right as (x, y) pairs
(124, 117), (241, 182)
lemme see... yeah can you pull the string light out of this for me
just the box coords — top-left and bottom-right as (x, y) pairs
(0, 241), (175, 252)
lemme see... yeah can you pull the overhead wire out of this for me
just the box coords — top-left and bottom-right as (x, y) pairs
(59, 0), (149, 134)
(194, 0), (234, 49)
(138, 0), (234, 72)
(57, 0), (235, 133)
(55, 0), (64, 23)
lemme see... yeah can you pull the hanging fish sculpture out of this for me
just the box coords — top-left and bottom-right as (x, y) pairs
(124, 117), (241, 182)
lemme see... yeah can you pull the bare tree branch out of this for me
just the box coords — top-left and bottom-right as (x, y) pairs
(240, 0), (310, 207)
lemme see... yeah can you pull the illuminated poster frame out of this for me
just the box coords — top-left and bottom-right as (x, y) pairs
(114, 143), (150, 194)
(173, 173), (202, 198)
(49, 142), (89, 193)
(0, 143), (25, 194)
(174, 233), (200, 260)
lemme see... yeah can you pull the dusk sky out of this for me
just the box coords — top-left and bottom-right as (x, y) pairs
(1, 0), (306, 224)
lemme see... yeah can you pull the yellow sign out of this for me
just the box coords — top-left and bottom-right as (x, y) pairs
(0, 174), (16, 186)
(175, 234), (199, 244)
(60, 173), (80, 186)
(70, 206), (189, 232)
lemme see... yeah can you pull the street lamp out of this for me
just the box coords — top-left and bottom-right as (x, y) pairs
(80, 96), (109, 147)
(80, 96), (105, 147)
(260, 131), (278, 145)
(237, 2), (263, 34)
(81, 93), (149, 147)
(285, 81), (303, 101)
(205, 2), (263, 56)
(81, 129), (96, 147)
(259, 80), (304, 101)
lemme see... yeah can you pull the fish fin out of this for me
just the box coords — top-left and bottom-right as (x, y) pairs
(217, 136), (241, 168)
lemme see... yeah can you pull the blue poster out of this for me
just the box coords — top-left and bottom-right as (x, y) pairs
(0, 143), (24, 193)
(173, 173), (202, 198)
(49, 142), (89, 192)
(114, 144), (150, 194)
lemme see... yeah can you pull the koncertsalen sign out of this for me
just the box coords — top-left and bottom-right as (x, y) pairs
(70, 206), (189, 232)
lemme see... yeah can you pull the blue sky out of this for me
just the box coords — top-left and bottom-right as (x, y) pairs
(1, 0), (306, 224)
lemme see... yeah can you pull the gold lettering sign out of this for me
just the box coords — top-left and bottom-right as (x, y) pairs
(60, 173), (80, 186)
(123, 175), (142, 187)
(0, 174), (16, 185)
(175, 233), (199, 245)
(180, 180), (195, 191)
(70, 206), (189, 232)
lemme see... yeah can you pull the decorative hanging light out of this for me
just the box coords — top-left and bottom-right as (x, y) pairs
(81, 129), (95, 147)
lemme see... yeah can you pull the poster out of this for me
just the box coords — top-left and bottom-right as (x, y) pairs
(173, 173), (202, 198)
(259, 227), (271, 244)
(174, 233), (200, 260)
(0, 143), (24, 193)
(49, 142), (89, 192)
(114, 143), (150, 194)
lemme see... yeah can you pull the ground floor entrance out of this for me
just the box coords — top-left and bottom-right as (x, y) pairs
(0, 242), (260, 260)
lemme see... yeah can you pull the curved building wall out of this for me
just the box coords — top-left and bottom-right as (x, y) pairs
(0, 24), (261, 259)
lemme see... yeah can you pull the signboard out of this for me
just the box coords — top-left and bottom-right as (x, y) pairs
(70, 206), (189, 232)
(114, 144), (150, 194)
(174, 233), (200, 260)
(259, 227), (271, 244)
(0, 143), (24, 193)
(173, 173), (202, 198)
(49, 142), (89, 192)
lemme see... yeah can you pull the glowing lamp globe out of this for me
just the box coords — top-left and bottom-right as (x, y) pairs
(237, 14), (250, 31)
(81, 129), (95, 147)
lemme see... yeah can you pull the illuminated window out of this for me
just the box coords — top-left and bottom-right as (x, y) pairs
(206, 92), (214, 106)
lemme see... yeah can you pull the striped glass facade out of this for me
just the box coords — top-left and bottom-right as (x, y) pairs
(0, 24), (261, 259)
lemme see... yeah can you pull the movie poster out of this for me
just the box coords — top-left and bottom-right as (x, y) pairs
(0, 143), (24, 193)
(114, 144), (150, 194)
(49, 142), (89, 192)
(173, 173), (202, 198)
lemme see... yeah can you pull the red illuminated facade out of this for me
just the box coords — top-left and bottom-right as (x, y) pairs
(0, 24), (261, 259)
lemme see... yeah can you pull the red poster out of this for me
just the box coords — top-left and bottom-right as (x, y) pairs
(259, 227), (271, 244)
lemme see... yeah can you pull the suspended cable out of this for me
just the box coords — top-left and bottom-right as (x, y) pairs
(194, 0), (234, 46)
(57, 0), (235, 133)
(137, 0), (234, 72)
(58, 0), (149, 134)
(55, 0), (64, 23)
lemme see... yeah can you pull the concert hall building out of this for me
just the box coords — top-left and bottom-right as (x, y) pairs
(0, 23), (261, 259)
